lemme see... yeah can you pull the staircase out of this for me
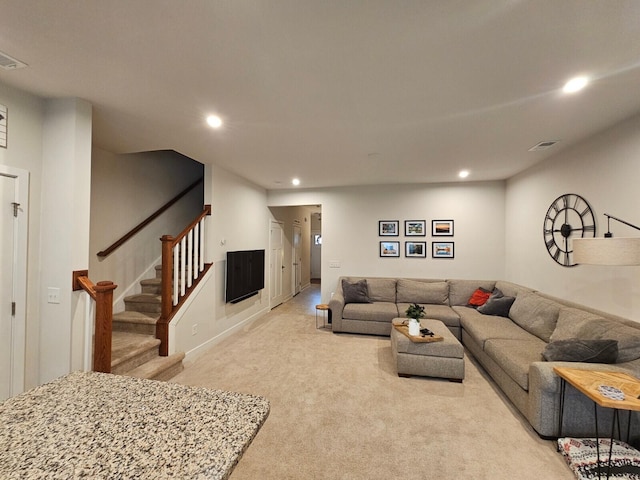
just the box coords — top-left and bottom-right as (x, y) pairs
(111, 266), (185, 381)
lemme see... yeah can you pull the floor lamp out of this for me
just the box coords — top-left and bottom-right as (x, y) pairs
(573, 214), (640, 266)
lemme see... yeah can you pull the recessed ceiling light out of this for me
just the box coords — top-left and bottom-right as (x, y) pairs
(458, 170), (470, 179)
(292, 178), (301, 186)
(563, 76), (589, 94)
(206, 115), (223, 128)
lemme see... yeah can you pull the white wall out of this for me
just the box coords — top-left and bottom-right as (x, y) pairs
(268, 182), (506, 303)
(89, 148), (203, 310)
(506, 113), (640, 321)
(39, 98), (93, 383)
(173, 163), (271, 360)
(0, 82), (44, 390)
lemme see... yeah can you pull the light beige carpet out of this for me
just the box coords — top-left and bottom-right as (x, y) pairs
(171, 285), (574, 480)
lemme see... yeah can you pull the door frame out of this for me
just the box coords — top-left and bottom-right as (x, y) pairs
(1, 164), (29, 398)
(292, 223), (302, 296)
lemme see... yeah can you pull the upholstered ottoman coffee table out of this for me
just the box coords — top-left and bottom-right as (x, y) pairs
(390, 318), (464, 382)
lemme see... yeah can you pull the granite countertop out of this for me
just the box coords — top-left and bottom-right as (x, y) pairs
(0, 371), (270, 479)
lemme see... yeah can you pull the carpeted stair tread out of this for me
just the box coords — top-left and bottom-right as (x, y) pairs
(140, 277), (161, 294)
(124, 293), (162, 314)
(111, 332), (160, 374)
(124, 352), (186, 381)
(113, 310), (159, 324)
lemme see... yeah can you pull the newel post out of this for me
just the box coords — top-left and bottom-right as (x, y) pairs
(158, 234), (174, 356)
(93, 281), (117, 373)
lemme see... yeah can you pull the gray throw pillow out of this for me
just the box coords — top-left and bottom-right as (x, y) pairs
(477, 289), (515, 317)
(342, 279), (371, 304)
(543, 339), (618, 363)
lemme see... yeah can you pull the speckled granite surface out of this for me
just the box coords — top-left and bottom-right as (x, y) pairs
(0, 371), (270, 479)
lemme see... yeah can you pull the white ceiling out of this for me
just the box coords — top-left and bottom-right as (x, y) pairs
(1, 1), (640, 190)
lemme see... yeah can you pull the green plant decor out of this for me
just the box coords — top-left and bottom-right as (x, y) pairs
(405, 303), (425, 321)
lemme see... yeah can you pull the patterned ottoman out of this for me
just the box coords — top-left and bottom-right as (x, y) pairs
(390, 318), (464, 382)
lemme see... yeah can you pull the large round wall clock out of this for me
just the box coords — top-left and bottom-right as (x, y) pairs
(543, 193), (596, 267)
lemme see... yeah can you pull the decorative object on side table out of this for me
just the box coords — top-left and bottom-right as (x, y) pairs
(405, 303), (425, 336)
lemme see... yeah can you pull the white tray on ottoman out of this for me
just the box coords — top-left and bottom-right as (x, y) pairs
(390, 318), (465, 382)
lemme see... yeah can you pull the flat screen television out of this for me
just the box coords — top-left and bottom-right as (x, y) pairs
(225, 249), (265, 304)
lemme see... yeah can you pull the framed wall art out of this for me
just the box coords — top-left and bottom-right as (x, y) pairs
(432, 219), (454, 236)
(405, 241), (426, 258)
(405, 220), (426, 236)
(432, 242), (454, 259)
(379, 220), (399, 236)
(0, 104), (7, 149)
(380, 241), (400, 257)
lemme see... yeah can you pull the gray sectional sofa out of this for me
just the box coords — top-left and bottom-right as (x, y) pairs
(329, 276), (640, 439)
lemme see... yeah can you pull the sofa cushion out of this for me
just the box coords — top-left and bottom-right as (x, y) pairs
(342, 279), (371, 304)
(448, 279), (497, 306)
(455, 306), (539, 348)
(477, 289), (515, 317)
(484, 338), (546, 390)
(396, 279), (448, 305)
(551, 308), (640, 363)
(342, 302), (399, 322)
(397, 303), (460, 328)
(493, 281), (534, 298)
(509, 293), (560, 342)
(542, 339), (618, 363)
(366, 278), (397, 303)
(550, 307), (606, 342)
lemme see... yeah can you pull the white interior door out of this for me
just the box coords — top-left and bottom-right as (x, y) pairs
(311, 229), (322, 279)
(0, 173), (15, 400)
(292, 224), (302, 295)
(270, 221), (285, 308)
(0, 166), (28, 401)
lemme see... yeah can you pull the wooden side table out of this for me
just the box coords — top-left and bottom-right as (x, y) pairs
(554, 366), (640, 479)
(315, 304), (330, 329)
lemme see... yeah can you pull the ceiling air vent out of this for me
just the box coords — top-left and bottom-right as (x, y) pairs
(0, 50), (28, 70)
(528, 140), (560, 152)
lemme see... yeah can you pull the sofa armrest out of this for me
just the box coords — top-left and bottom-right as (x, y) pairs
(328, 290), (345, 332)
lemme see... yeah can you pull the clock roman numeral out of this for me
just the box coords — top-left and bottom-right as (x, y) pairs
(583, 224), (595, 232)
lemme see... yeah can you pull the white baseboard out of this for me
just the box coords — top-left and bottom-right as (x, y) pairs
(182, 306), (270, 364)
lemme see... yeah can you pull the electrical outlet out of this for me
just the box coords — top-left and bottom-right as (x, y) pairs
(191, 324), (198, 336)
(329, 260), (341, 268)
(47, 287), (61, 304)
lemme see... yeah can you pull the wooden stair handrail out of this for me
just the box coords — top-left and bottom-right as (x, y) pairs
(73, 270), (117, 373)
(97, 177), (204, 258)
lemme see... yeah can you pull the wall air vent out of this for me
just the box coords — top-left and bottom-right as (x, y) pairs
(0, 50), (28, 70)
(528, 140), (560, 152)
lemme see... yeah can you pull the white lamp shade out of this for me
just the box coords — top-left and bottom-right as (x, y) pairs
(573, 237), (640, 266)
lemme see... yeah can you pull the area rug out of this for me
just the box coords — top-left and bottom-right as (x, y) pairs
(558, 437), (640, 479)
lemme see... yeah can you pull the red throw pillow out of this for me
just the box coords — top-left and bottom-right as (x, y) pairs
(467, 288), (492, 308)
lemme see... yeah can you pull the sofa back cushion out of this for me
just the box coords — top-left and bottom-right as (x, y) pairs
(494, 281), (534, 299)
(552, 307), (640, 363)
(396, 279), (448, 305)
(550, 307), (604, 341)
(341, 279), (371, 304)
(448, 279), (496, 306)
(366, 278), (397, 302)
(509, 292), (560, 342)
